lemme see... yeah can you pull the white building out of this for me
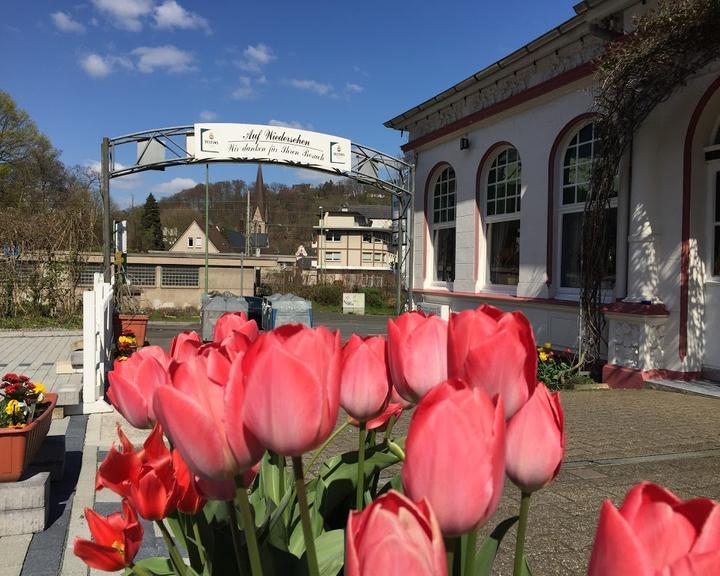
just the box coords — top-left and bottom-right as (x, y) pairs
(385, 0), (720, 387)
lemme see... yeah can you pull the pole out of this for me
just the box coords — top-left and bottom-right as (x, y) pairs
(407, 165), (416, 310)
(101, 137), (111, 282)
(204, 163), (209, 295)
(246, 186), (251, 257)
(395, 193), (404, 316)
(318, 206), (323, 284)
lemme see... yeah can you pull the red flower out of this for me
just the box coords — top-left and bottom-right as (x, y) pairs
(448, 305), (537, 419)
(172, 450), (206, 514)
(402, 379), (505, 536)
(213, 311), (259, 343)
(243, 325), (342, 457)
(73, 500), (143, 571)
(340, 335), (391, 422)
(346, 490), (447, 576)
(589, 482), (720, 575)
(96, 423), (178, 521)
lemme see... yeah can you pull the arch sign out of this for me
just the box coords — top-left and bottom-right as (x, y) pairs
(99, 122), (415, 311)
(193, 123), (352, 173)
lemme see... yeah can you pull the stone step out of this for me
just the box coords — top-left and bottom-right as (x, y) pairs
(0, 472), (50, 536)
(645, 378), (720, 398)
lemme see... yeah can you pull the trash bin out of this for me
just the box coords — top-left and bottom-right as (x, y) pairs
(201, 291), (249, 341)
(262, 293), (312, 330)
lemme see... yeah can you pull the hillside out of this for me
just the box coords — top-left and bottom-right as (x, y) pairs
(114, 177), (390, 255)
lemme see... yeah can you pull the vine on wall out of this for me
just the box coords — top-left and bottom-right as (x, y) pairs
(581, 0), (720, 366)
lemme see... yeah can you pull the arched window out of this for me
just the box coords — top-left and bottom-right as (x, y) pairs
(485, 147), (521, 285)
(558, 122), (617, 290)
(430, 166), (456, 282)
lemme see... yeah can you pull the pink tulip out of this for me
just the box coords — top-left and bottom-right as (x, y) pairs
(349, 402), (404, 432)
(153, 348), (264, 481)
(169, 331), (202, 361)
(107, 346), (172, 429)
(448, 305), (537, 419)
(505, 382), (564, 493)
(243, 325), (342, 457)
(387, 312), (448, 403)
(589, 482), (720, 575)
(402, 379), (505, 536)
(346, 490), (447, 576)
(213, 311), (259, 343)
(340, 335), (391, 422)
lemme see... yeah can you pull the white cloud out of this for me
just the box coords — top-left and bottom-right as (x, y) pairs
(268, 119), (314, 130)
(132, 45), (194, 73)
(79, 53), (133, 77)
(154, 1), (211, 34)
(152, 177), (198, 195)
(79, 54), (111, 77)
(91, 0), (153, 31)
(51, 11), (85, 33)
(85, 160), (142, 190)
(289, 79), (333, 96)
(231, 76), (255, 100)
(199, 110), (218, 121)
(236, 43), (275, 72)
(345, 82), (363, 94)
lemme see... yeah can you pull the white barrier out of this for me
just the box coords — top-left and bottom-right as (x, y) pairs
(82, 273), (114, 410)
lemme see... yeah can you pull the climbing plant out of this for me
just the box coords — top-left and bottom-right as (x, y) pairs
(581, 0), (720, 366)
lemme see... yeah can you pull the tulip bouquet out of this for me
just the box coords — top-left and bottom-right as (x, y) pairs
(73, 308), (720, 576)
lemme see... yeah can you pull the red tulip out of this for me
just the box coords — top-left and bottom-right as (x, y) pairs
(346, 490), (447, 576)
(341, 335), (391, 422)
(402, 379), (505, 536)
(589, 482), (720, 575)
(243, 324), (342, 456)
(107, 346), (172, 429)
(448, 305), (537, 419)
(172, 450), (206, 514)
(73, 499), (143, 571)
(505, 382), (564, 493)
(213, 311), (259, 343)
(170, 330), (202, 361)
(195, 464), (259, 501)
(154, 348), (263, 481)
(350, 402), (404, 432)
(387, 312), (448, 403)
(96, 424), (178, 521)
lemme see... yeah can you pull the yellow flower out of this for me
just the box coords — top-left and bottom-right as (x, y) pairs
(4, 399), (21, 416)
(543, 341), (552, 350)
(539, 351), (549, 362)
(33, 383), (46, 395)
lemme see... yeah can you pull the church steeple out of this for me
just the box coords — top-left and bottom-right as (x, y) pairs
(251, 164), (267, 234)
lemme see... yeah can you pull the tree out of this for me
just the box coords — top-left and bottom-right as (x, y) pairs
(141, 193), (165, 251)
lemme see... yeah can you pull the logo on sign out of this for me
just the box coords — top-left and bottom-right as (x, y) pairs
(329, 141), (348, 165)
(200, 128), (220, 153)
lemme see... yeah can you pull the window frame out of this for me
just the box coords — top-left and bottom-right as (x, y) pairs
(325, 230), (342, 243)
(428, 165), (457, 285)
(325, 251), (341, 262)
(555, 121), (619, 298)
(482, 146), (522, 289)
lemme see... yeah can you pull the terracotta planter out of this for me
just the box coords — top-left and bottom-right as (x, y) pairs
(0, 393), (58, 482)
(114, 313), (149, 348)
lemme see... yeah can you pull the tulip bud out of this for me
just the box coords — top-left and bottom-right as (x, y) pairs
(387, 312), (448, 403)
(341, 335), (391, 422)
(213, 311), (259, 343)
(448, 305), (537, 419)
(402, 379), (505, 536)
(505, 383), (564, 493)
(589, 482), (720, 575)
(346, 490), (447, 576)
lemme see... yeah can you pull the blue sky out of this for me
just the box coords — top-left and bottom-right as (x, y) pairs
(1, 0), (575, 207)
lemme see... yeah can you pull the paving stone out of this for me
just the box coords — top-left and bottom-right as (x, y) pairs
(0, 472), (50, 511)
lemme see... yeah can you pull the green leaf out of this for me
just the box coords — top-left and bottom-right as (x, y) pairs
(474, 516), (519, 576)
(521, 554), (534, 576)
(126, 557), (175, 575)
(377, 473), (403, 496)
(310, 529), (345, 576)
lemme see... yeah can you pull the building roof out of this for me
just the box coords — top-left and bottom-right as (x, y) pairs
(174, 219), (269, 253)
(326, 204), (392, 220)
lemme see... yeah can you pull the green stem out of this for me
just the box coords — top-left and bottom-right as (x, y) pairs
(383, 413), (398, 441)
(445, 537), (459, 576)
(306, 420), (350, 472)
(226, 501), (246, 575)
(463, 528), (478, 576)
(128, 561), (154, 576)
(237, 485), (264, 576)
(356, 423), (367, 510)
(190, 513), (207, 570)
(156, 519), (187, 576)
(513, 492), (532, 576)
(292, 456), (319, 576)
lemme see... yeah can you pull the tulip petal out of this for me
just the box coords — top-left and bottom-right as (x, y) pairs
(588, 500), (650, 576)
(107, 372), (150, 429)
(73, 539), (127, 572)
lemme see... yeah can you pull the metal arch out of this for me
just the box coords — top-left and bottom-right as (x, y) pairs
(100, 125), (415, 311)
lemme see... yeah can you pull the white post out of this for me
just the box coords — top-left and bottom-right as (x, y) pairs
(82, 290), (97, 404)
